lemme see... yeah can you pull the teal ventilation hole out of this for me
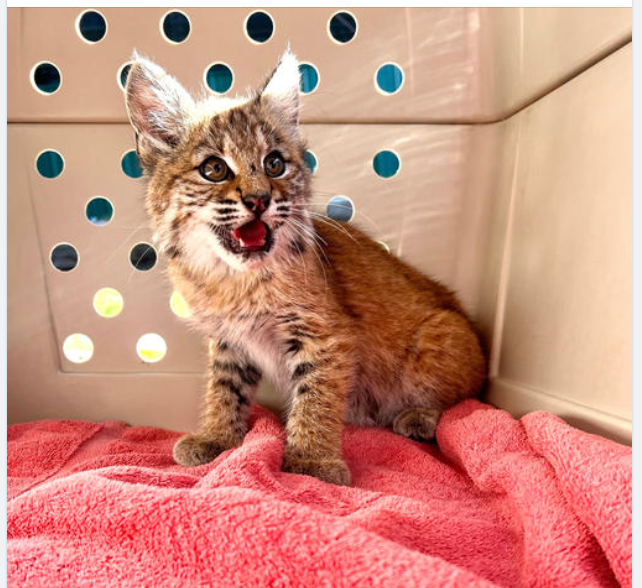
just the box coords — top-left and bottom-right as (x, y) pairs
(303, 150), (318, 174)
(51, 243), (79, 272)
(77, 10), (107, 43)
(130, 243), (157, 271)
(245, 11), (274, 43)
(206, 64), (233, 94)
(32, 62), (61, 94)
(373, 150), (400, 178)
(375, 63), (404, 95)
(121, 150), (142, 178)
(36, 150), (64, 179)
(86, 197), (114, 226)
(119, 63), (131, 90)
(326, 196), (354, 222)
(299, 64), (319, 94)
(328, 12), (357, 44)
(162, 11), (191, 43)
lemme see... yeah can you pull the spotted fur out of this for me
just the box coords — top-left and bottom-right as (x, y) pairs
(126, 50), (486, 486)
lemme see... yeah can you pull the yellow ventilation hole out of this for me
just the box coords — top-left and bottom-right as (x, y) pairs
(136, 333), (167, 363)
(93, 287), (124, 318)
(63, 334), (94, 364)
(170, 291), (191, 318)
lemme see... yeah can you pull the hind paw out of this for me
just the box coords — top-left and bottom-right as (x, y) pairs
(393, 407), (441, 441)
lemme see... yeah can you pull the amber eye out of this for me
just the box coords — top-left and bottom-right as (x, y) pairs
(264, 151), (286, 178)
(200, 157), (231, 183)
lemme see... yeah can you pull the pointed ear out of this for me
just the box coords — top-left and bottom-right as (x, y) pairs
(125, 53), (195, 161)
(260, 49), (300, 126)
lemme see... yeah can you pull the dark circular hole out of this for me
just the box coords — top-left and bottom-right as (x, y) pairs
(245, 11), (274, 43)
(326, 196), (354, 222)
(121, 150), (143, 178)
(119, 63), (131, 89)
(86, 197), (114, 226)
(373, 150), (400, 178)
(303, 150), (318, 174)
(376, 63), (404, 95)
(130, 243), (157, 271)
(162, 11), (190, 43)
(51, 243), (79, 272)
(78, 10), (107, 43)
(36, 150), (64, 179)
(32, 62), (61, 94)
(329, 12), (357, 43)
(205, 63), (234, 94)
(299, 63), (319, 94)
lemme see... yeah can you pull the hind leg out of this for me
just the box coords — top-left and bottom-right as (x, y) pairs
(392, 407), (441, 441)
(391, 310), (486, 442)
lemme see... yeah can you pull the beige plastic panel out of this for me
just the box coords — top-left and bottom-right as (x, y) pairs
(13, 124), (205, 374)
(7, 137), (204, 428)
(486, 8), (632, 116)
(11, 122), (498, 374)
(7, 7), (631, 123)
(485, 45), (632, 443)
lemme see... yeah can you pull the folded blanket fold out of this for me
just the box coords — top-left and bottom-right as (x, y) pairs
(7, 400), (631, 588)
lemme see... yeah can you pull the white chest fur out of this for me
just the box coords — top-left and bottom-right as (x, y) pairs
(193, 311), (292, 395)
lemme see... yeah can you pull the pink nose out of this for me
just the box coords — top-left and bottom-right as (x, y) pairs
(242, 193), (271, 214)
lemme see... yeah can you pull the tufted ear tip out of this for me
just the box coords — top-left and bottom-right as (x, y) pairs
(260, 47), (300, 125)
(124, 56), (195, 161)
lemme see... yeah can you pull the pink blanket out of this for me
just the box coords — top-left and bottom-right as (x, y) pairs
(7, 400), (631, 588)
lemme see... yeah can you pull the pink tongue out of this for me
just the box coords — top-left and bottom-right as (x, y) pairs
(233, 220), (267, 247)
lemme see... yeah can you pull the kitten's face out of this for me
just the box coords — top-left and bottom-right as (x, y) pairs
(125, 51), (311, 273)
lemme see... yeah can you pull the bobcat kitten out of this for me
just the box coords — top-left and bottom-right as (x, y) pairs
(125, 50), (486, 486)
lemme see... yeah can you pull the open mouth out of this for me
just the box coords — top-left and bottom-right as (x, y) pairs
(211, 219), (273, 257)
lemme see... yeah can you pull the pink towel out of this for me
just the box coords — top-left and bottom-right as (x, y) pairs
(7, 400), (631, 588)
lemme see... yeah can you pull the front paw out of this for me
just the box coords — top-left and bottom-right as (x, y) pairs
(173, 433), (238, 467)
(282, 453), (351, 486)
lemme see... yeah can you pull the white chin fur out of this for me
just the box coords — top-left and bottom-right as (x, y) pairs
(180, 223), (240, 273)
(181, 222), (271, 274)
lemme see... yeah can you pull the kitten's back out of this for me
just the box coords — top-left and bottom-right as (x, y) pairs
(314, 219), (467, 320)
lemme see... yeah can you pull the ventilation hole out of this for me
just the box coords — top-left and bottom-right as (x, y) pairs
(328, 11), (357, 44)
(130, 243), (157, 271)
(299, 63), (319, 94)
(161, 10), (191, 44)
(63, 333), (94, 364)
(137, 333), (167, 363)
(375, 63), (404, 95)
(245, 11), (274, 43)
(121, 150), (143, 178)
(170, 291), (191, 318)
(36, 150), (64, 179)
(76, 10), (107, 43)
(373, 150), (400, 178)
(31, 62), (61, 95)
(118, 63), (132, 90)
(303, 150), (318, 174)
(86, 197), (114, 226)
(205, 63), (234, 94)
(326, 196), (354, 222)
(378, 241), (391, 253)
(50, 243), (79, 272)
(93, 287), (124, 318)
